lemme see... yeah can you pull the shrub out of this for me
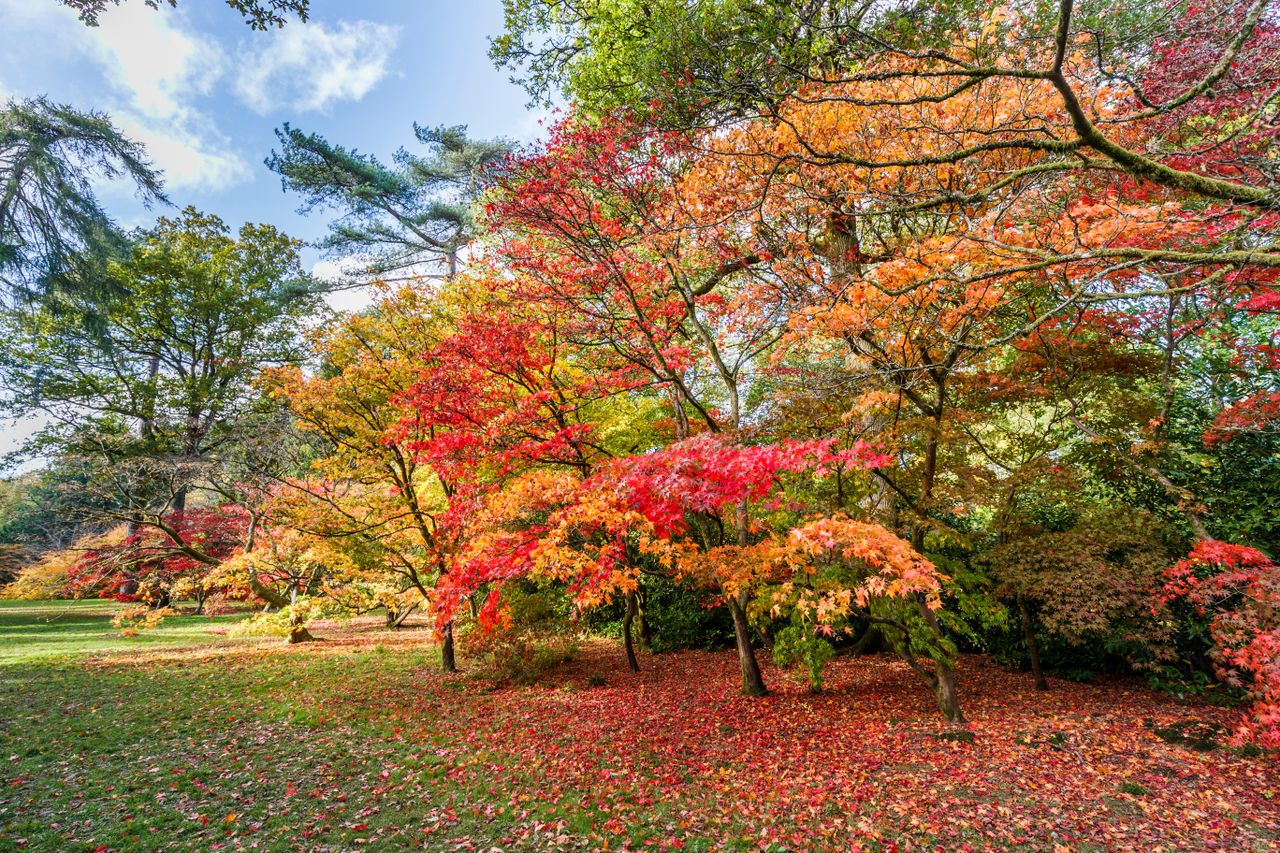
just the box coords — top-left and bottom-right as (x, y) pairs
(982, 509), (1178, 675)
(642, 577), (734, 652)
(111, 605), (176, 636)
(773, 624), (835, 691)
(480, 633), (580, 685)
(463, 582), (580, 684)
(229, 598), (321, 642)
(1, 527), (126, 600)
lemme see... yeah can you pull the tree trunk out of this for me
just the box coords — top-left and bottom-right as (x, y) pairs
(902, 400), (965, 724)
(917, 598), (964, 723)
(1019, 595), (1049, 691)
(725, 491), (767, 696)
(623, 590), (640, 672)
(932, 661), (964, 723)
(727, 591), (767, 696)
(385, 599), (418, 629)
(850, 623), (883, 655)
(441, 620), (457, 673)
(288, 623), (314, 644)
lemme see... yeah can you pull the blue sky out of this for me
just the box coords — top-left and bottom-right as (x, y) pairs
(0, 0), (548, 468)
(0, 0), (542, 243)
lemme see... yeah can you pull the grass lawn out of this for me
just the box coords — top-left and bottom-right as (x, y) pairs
(1, 600), (1277, 851)
(0, 600), (255, 666)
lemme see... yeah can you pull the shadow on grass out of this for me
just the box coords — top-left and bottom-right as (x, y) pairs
(0, 599), (252, 664)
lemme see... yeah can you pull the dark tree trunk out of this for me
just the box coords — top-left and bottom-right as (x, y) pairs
(727, 591), (766, 696)
(1019, 596), (1049, 691)
(725, 494), (767, 696)
(932, 662), (964, 723)
(850, 624), (883, 655)
(441, 620), (457, 672)
(288, 624), (315, 644)
(623, 590), (640, 672)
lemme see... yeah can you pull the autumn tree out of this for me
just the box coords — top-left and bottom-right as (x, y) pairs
(1163, 540), (1280, 747)
(771, 516), (957, 716)
(395, 278), (642, 670)
(66, 506), (250, 611)
(264, 282), (458, 652)
(485, 115), (799, 693)
(983, 508), (1178, 690)
(472, 114), (955, 704)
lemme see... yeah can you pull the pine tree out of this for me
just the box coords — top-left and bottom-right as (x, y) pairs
(268, 123), (511, 282)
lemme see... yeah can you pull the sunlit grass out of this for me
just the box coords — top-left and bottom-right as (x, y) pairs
(0, 599), (252, 665)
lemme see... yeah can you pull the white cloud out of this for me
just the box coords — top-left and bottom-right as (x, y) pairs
(235, 20), (400, 114)
(312, 258), (375, 314)
(117, 114), (249, 193)
(92, 2), (225, 120)
(90, 2), (248, 192)
(0, 0), (248, 193)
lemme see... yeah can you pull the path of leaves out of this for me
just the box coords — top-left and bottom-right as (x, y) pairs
(3, 631), (1278, 851)
(370, 648), (1280, 851)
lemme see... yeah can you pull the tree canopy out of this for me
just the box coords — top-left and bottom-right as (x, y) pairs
(60, 0), (309, 29)
(0, 97), (164, 304)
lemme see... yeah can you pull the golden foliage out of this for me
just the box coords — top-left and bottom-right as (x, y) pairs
(1, 526), (127, 600)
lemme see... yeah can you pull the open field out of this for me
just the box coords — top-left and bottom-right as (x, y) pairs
(0, 600), (1277, 852)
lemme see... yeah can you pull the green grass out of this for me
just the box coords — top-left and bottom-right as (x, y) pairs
(0, 601), (469, 851)
(0, 600), (251, 665)
(0, 602), (730, 851)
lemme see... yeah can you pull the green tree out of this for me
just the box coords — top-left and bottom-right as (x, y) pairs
(0, 459), (126, 552)
(490, 0), (997, 124)
(0, 97), (164, 303)
(491, 0), (1206, 131)
(267, 124), (511, 282)
(60, 0), (308, 29)
(0, 207), (318, 518)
